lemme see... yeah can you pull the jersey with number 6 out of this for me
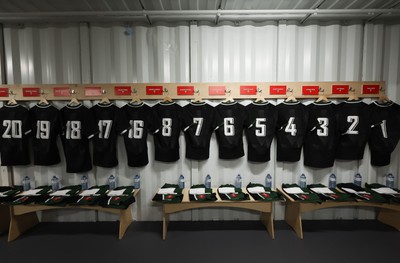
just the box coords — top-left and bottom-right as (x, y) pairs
(244, 102), (277, 162)
(60, 104), (98, 173)
(275, 101), (308, 162)
(304, 101), (337, 168)
(214, 101), (247, 159)
(368, 101), (400, 166)
(0, 104), (31, 165)
(151, 102), (182, 162)
(29, 104), (62, 165)
(91, 103), (129, 168)
(121, 102), (153, 167)
(335, 100), (371, 160)
(182, 102), (216, 160)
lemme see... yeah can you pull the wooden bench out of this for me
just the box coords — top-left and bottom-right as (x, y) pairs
(158, 188), (277, 240)
(7, 189), (140, 241)
(0, 205), (10, 234)
(277, 187), (400, 239)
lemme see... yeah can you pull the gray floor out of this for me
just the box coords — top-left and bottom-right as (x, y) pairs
(1, 220), (399, 263)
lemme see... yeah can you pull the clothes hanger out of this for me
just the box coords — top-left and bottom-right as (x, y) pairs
(191, 89), (204, 103)
(285, 88), (297, 102)
(377, 87), (391, 104)
(68, 89), (80, 106)
(161, 88), (173, 103)
(99, 89), (111, 105)
(129, 88), (142, 105)
(38, 90), (49, 105)
(347, 87), (359, 101)
(7, 90), (17, 105)
(254, 89), (266, 103)
(222, 89), (234, 103)
(315, 88), (329, 103)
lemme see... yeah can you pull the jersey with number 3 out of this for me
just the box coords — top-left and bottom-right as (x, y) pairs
(91, 103), (129, 168)
(304, 101), (337, 168)
(275, 101), (308, 162)
(0, 104), (31, 165)
(60, 104), (98, 173)
(182, 102), (216, 160)
(29, 104), (62, 165)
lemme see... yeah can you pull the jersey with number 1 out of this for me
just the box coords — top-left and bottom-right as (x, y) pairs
(91, 103), (129, 168)
(60, 104), (98, 173)
(0, 104), (31, 166)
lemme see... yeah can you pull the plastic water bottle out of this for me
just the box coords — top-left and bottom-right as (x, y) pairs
(386, 173), (394, 188)
(354, 173), (362, 187)
(134, 174), (141, 189)
(51, 176), (60, 191)
(235, 174), (242, 188)
(328, 174), (337, 189)
(205, 174), (211, 189)
(299, 174), (307, 188)
(22, 176), (31, 191)
(178, 175), (185, 189)
(81, 175), (88, 190)
(265, 174), (272, 188)
(108, 175), (116, 190)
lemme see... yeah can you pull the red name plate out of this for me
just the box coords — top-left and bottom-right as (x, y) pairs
(114, 86), (131, 96)
(177, 86), (194, 95)
(0, 88), (8, 97)
(22, 87), (40, 97)
(332, 85), (349, 94)
(209, 86), (226, 95)
(146, 85), (163, 95)
(302, 85), (319, 95)
(362, 84), (380, 94)
(84, 87), (102, 96)
(240, 85), (257, 95)
(53, 87), (71, 97)
(269, 85), (287, 95)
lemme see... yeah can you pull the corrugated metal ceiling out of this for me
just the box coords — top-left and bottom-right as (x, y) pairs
(0, 0), (399, 23)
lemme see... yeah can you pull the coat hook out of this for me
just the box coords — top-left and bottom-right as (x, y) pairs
(225, 88), (231, 94)
(257, 88), (262, 93)
(379, 86), (385, 92)
(163, 88), (169, 94)
(287, 88), (293, 93)
(101, 89), (107, 95)
(319, 87), (325, 93)
(349, 87), (355, 92)
(70, 89), (76, 95)
(132, 88), (137, 94)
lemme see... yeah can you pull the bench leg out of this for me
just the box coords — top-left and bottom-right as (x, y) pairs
(163, 212), (169, 240)
(8, 208), (39, 242)
(285, 202), (303, 239)
(260, 211), (274, 239)
(377, 208), (400, 230)
(118, 208), (133, 240)
(0, 205), (10, 234)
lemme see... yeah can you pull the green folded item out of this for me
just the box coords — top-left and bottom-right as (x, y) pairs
(152, 184), (183, 203)
(71, 185), (109, 206)
(218, 184), (249, 201)
(282, 183), (322, 203)
(38, 185), (82, 206)
(188, 184), (217, 202)
(9, 185), (52, 205)
(307, 183), (355, 202)
(99, 186), (136, 209)
(0, 186), (23, 204)
(246, 182), (281, 201)
(365, 183), (400, 204)
(337, 183), (387, 203)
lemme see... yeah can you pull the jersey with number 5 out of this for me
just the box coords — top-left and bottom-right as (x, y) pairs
(0, 104), (31, 165)
(29, 104), (62, 165)
(276, 101), (308, 162)
(60, 104), (98, 173)
(304, 101), (337, 168)
(182, 102), (216, 160)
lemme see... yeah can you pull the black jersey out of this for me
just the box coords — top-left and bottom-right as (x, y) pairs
(60, 104), (98, 173)
(304, 101), (337, 168)
(368, 101), (400, 166)
(91, 103), (129, 168)
(335, 100), (371, 160)
(0, 104), (31, 166)
(275, 101), (308, 162)
(121, 102), (153, 167)
(29, 104), (62, 165)
(214, 101), (247, 159)
(151, 102), (182, 162)
(182, 102), (216, 160)
(244, 102), (277, 162)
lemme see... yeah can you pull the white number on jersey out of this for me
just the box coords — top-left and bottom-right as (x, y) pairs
(162, 118), (172, 136)
(255, 118), (266, 137)
(128, 120), (144, 139)
(98, 120), (113, 139)
(193, 117), (204, 136)
(66, 120), (81, 139)
(36, 120), (50, 139)
(317, 117), (329, 136)
(346, 116), (359, 135)
(224, 117), (235, 136)
(380, 119), (388, 138)
(284, 117), (297, 136)
(2, 120), (22, 139)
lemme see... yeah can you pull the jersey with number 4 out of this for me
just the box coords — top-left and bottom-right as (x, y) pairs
(60, 104), (98, 173)
(29, 104), (62, 165)
(304, 101), (337, 168)
(368, 101), (400, 166)
(121, 102), (153, 167)
(91, 103), (129, 168)
(214, 101), (247, 159)
(152, 102), (182, 162)
(275, 101), (308, 162)
(182, 102), (216, 160)
(335, 100), (371, 160)
(244, 102), (277, 162)
(0, 104), (31, 166)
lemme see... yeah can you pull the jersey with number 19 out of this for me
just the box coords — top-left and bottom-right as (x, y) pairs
(0, 104), (31, 166)
(60, 104), (98, 173)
